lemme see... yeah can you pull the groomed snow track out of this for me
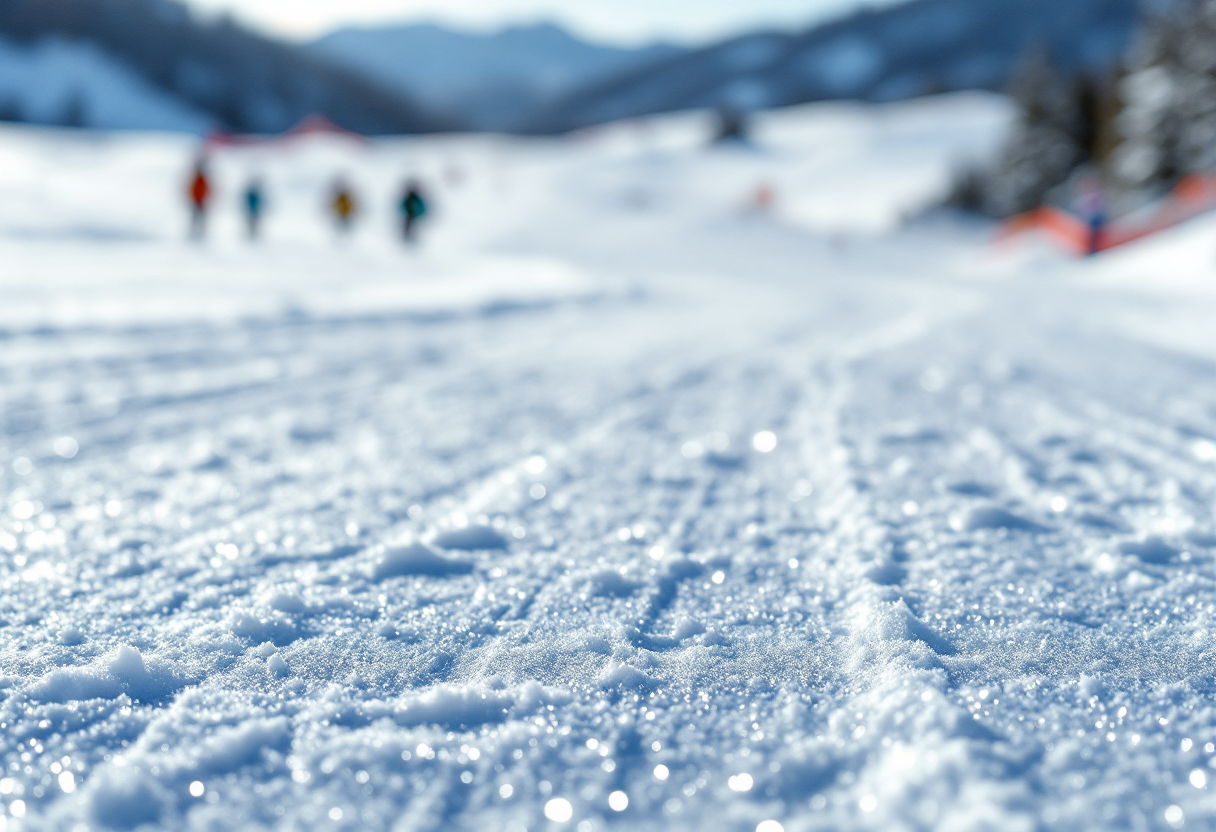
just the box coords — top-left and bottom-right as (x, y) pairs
(3, 95), (1216, 832)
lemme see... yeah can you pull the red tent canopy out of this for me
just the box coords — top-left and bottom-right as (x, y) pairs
(202, 114), (372, 153)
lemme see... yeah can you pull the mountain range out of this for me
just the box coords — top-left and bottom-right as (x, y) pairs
(524, 0), (1157, 133)
(311, 23), (683, 132)
(0, 0), (1173, 136)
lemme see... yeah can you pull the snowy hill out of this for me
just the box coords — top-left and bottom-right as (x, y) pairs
(527, 0), (1153, 133)
(0, 0), (449, 134)
(311, 23), (684, 132)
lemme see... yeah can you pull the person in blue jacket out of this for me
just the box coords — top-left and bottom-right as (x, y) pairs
(1075, 176), (1108, 257)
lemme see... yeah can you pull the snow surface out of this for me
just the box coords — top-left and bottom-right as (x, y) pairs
(4, 92), (1216, 832)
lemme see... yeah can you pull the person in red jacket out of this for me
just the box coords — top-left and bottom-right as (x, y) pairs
(188, 158), (212, 240)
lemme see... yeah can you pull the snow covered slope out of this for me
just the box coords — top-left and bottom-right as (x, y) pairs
(311, 24), (683, 132)
(5, 92), (1216, 832)
(0, 36), (213, 132)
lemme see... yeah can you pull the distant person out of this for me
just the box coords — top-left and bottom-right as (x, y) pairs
(1075, 176), (1108, 257)
(398, 180), (428, 242)
(330, 178), (358, 235)
(714, 107), (749, 144)
(753, 182), (775, 212)
(187, 159), (211, 240)
(243, 178), (265, 240)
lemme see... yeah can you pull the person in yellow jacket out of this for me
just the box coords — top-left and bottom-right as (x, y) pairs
(329, 177), (358, 234)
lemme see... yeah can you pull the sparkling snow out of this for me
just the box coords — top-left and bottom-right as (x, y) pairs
(3, 92), (1216, 832)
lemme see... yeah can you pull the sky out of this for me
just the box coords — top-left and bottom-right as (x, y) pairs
(180, 0), (883, 45)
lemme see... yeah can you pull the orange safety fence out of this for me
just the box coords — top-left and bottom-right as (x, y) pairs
(996, 174), (1216, 256)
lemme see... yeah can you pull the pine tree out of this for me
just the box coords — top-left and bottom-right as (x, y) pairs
(1110, 0), (1216, 196)
(1112, 10), (1187, 193)
(977, 49), (1092, 218)
(1173, 2), (1216, 175)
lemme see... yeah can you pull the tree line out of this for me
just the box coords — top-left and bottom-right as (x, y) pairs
(953, 0), (1216, 217)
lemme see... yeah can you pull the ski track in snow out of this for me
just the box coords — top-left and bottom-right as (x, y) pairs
(4, 94), (1216, 831)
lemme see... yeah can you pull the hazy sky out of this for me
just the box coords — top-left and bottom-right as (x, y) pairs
(182, 0), (884, 44)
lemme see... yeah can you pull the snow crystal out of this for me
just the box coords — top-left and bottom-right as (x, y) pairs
(543, 797), (574, 822)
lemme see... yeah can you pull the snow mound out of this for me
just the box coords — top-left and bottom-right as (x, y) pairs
(589, 568), (641, 597)
(88, 766), (169, 830)
(1118, 536), (1180, 564)
(29, 646), (187, 703)
(598, 662), (659, 691)
(228, 612), (302, 647)
(958, 506), (1048, 533)
(393, 687), (514, 728)
(430, 525), (510, 551)
(371, 542), (474, 579)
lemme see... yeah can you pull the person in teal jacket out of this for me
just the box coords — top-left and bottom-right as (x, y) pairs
(399, 180), (428, 242)
(243, 178), (265, 240)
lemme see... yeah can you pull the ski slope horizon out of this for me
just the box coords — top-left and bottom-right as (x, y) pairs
(5, 93), (1216, 832)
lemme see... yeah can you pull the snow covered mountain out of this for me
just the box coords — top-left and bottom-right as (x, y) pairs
(0, 0), (449, 135)
(526, 0), (1156, 134)
(311, 24), (684, 132)
(0, 36), (213, 132)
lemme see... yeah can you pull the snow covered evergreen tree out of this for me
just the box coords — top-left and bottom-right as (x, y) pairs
(1114, 1), (1216, 195)
(952, 0), (1216, 215)
(1112, 10), (1186, 192)
(977, 49), (1091, 217)
(1175, 4), (1216, 172)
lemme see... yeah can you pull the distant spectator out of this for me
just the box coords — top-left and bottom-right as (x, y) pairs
(753, 182), (775, 212)
(1075, 176), (1108, 257)
(714, 107), (749, 144)
(187, 158), (211, 240)
(244, 178), (266, 240)
(398, 180), (428, 242)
